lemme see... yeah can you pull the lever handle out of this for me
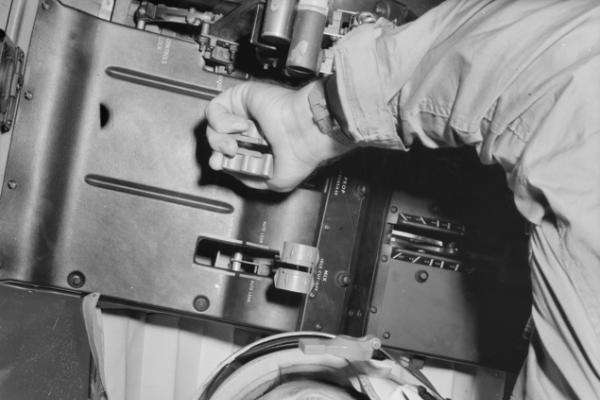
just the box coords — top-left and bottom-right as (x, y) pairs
(220, 131), (274, 180)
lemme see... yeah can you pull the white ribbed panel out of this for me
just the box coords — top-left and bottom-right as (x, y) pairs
(101, 311), (239, 400)
(100, 311), (505, 400)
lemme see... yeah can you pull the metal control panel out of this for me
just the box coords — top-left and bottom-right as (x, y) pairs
(364, 189), (531, 371)
(0, 0), (531, 375)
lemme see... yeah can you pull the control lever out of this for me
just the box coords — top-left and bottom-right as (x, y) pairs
(391, 229), (459, 256)
(274, 242), (320, 294)
(220, 130), (274, 180)
(195, 236), (318, 294)
(391, 230), (444, 247)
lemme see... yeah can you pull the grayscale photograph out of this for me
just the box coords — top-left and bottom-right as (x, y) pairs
(0, 0), (598, 399)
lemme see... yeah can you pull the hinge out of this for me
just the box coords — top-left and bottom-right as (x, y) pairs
(0, 30), (25, 133)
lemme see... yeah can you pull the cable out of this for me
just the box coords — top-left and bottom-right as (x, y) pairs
(379, 349), (447, 400)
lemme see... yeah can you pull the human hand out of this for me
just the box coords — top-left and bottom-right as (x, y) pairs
(204, 81), (354, 192)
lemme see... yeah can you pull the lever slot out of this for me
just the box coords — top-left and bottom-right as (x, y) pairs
(195, 236), (276, 276)
(387, 208), (467, 272)
(395, 212), (465, 236)
(390, 229), (459, 257)
(195, 236), (320, 293)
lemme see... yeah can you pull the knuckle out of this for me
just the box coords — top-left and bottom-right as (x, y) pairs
(206, 128), (222, 148)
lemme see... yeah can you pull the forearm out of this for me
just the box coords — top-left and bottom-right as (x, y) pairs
(323, 0), (600, 159)
(324, 0), (491, 149)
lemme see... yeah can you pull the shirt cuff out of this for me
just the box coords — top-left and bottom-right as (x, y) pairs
(326, 21), (406, 150)
(307, 79), (355, 146)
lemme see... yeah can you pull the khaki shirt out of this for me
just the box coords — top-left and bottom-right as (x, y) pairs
(329, 1), (600, 398)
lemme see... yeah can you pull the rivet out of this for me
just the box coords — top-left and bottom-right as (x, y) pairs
(415, 270), (429, 283)
(7, 180), (17, 189)
(193, 295), (210, 312)
(381, 255), (388, 263)
(370, 306), (377, 314)
(41, 0), (51, 10)
(24, 90), (33, 100)
(314, 323), (323, 331)
(382, 331), (391, 339)
(390, 205), (398, 213)
(67, 271), (85, 288)
(337, 272), (351, 287)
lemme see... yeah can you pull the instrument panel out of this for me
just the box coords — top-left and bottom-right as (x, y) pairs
(0, 0), (531, 372)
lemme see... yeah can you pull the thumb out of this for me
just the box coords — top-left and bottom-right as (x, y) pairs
(205, 101), (251, 134)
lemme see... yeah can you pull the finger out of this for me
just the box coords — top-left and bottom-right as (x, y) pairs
(266, 176), (298, 193)
(206, 126), (238, 157)
(208, 151), (225, 171)
(206, 101), (250, 134)
(227, 173), (269, 191)
(245, 121), (262, 140)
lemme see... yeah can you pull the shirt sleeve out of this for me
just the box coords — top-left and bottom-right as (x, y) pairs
(326, 1), (600, 399)
(327, 0), (600, 155)
(326, 0), (494, 149)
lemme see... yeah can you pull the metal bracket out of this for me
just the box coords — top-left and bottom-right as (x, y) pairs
(195, 236), (318, 294)
(134, 1), (218, 29)
(299, 335), (381, 361)
(0, 30), (24, 133)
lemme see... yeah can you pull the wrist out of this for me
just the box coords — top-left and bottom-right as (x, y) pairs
(305, 80), (355, 146)
(292, 82), (355, 167)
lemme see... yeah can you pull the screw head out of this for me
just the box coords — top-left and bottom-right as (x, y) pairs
(323, 224), (331, 231)
(370, 306), (378, 314)
(24, 90), (33, 100)
(390, 205), (398, 213)
(67, 271), (85, 288)
(381, 255), (388, 263)
(314, 323), (323, 331)
(193, 295), (210, 312)
(382, 331), (391, 339)
(337, 273), (351, 287)
(415, 270), (429, 283)
(7, 180), (17, 189)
